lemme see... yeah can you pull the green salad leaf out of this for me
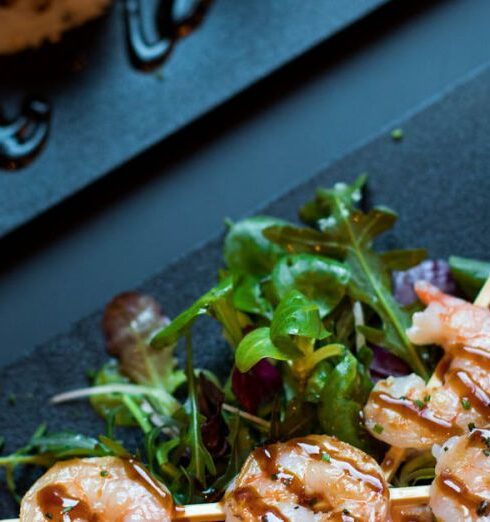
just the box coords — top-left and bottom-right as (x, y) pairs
(236, 290), (341, 380)
(151, 277), (235, 348)
(235, 326), (300, 372)
(265, 177), (429, 378)
(183, 333), (216, 489)
(449, 255), (490, 299)
(270, 290), (329, 351)
(224, 216), (288, 276)
(232, 274), (273, 319)
(272, 254), (350, 317)
(318, 351), (376, 452)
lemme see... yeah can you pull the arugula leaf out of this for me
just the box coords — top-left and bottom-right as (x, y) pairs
(272, 254), (350, 317)
(300, 175), (366, 225)
(235, 327), (300, 372)
(265, 178), (428, 378)
(224, 216), (288, 276)
(449, 255), (490, 299)
(318, 351), (377, 452)
(211, 415), (254, 494)
(380, 249), (427, 271)
(183, 333), (216, 488)
(151, 277), (234, 347)
(0, 426), (118, 498)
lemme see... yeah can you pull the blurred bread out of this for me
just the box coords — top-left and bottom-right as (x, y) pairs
(0, 0), (112, 55)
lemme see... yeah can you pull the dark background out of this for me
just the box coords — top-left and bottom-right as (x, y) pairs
(1, 0), (490, 368)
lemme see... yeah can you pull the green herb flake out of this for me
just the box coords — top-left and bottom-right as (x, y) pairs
(461, 398), (471, 410)
(321, 452), (331, 463)
(100, 470), (109, 477)
(483, 449), (490, 457)
(468, 423), (476, 431)
(390, 128), (404, 141)
(413, 399), (425, 409)
(373, 424), (384, 434)
(424, 395), (431, 402)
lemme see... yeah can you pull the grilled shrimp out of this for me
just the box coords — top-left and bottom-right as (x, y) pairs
(430, 428), (490, 521)
(20, 456), (174, 521)
(364, 282), (490, 450)
(224, 435), (390, 521)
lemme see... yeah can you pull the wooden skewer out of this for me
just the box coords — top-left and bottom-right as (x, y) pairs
(382, 275), (490, 480)
(0, 486), (431, 522)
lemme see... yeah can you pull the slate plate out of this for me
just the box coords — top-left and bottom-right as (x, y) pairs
(0, 0), (388, 239)
(2, 58), (490, 513)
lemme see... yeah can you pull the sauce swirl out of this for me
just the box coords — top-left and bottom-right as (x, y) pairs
(0, 97), (50, 170)
(37, 484), (95, 521)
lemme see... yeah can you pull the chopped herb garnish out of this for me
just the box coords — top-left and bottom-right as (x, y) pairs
(424, 394), (431, 402)
(322, 452), (331, 463)
(461, 398), (471, 410)
(373, 424), (384, 434)
(391, 128), (404, 141)
(468, 422), (476, 431)
(100, 470), (109, 477)
(483, 449), (490, 457)
(413, 399), (425, 409)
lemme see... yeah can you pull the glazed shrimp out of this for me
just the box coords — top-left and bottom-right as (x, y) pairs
(430, 428), (490, 521)
(364, 282), (490, 450)
(224, 435), (390, 521)
(20, 456), (174, 521)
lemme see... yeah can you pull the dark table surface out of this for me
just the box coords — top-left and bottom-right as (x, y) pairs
(1, 0), (490, 368)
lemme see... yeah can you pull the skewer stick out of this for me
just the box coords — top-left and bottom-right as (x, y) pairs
(382, 275), (490, 480)
(0, 486), (431, 522)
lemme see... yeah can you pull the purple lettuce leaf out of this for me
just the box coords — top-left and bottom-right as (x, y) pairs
(392, 259), (457, 306)
(231, 359), (282, 414)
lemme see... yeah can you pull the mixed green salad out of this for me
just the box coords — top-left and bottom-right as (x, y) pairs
(1, 177), (489, 504)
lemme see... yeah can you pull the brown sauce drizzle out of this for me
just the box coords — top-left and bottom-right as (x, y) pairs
(461, 345), (490, 371)
(434, 355), (452, 383)
(124, 0), (213, 71)
(233, 486), (288, 521)
(37, 484), (96, 521)
(436, 472), (487, 516)
(371, 392), (455, 436)
(0, 97), (51, 170)
(447, 370), (490, 416)
(468, 427), (490, 446)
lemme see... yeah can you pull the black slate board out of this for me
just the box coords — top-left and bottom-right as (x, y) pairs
(2, 58), (490, 513)
(0, 0), (387, 239)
